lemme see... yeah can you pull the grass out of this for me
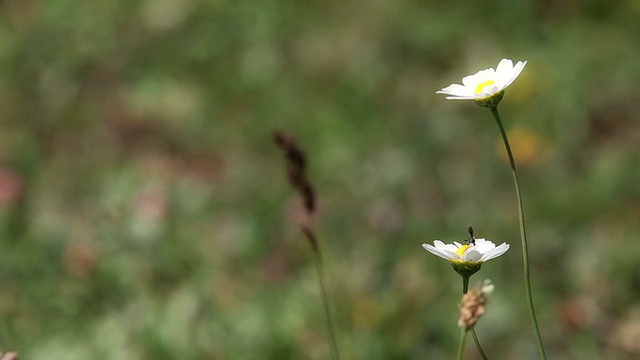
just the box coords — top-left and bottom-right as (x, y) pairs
(1, 0), (640, 358)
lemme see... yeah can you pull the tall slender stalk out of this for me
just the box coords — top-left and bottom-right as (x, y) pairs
(456, 328), (469, 360)
(302, 228), (340, 360)
(273, 132), (340, 360)
(471, 329), (489, 360)
(489, 106), (547, 360)
(315, 256), (340, 360)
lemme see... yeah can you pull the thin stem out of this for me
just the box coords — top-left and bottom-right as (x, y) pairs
(471, 328), (489, 360)
(456, 328), (469, 360)
(304, 229), (340, 360)
(462, 275), (469, 294)
(489, 106), (547, 360)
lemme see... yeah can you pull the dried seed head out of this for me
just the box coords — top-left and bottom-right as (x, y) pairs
(273, 131), (316, 214)
(0, 352), (18, 360)
(458, 280), (494, 329)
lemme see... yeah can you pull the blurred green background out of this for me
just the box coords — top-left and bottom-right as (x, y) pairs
(1, 0), (640, 359)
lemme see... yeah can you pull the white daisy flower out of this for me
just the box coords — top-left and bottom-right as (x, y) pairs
(422, 238), (509, 265)
(436, 59), (527, 104)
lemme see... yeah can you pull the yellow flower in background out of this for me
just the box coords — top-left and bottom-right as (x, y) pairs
(497, 128), (547, 166)
(437, 59), (527, 107)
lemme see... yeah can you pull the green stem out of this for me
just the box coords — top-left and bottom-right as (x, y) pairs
(471, 328), (489, 360)
(314, 238), (340, 360)
(489, 106), (547, 360)
(462, 275), (469, 294)
(461, 276), (489, 359)
(456, 328), (469, 360)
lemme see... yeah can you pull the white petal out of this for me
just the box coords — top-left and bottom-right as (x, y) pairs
(481, 243), (510, 261)
(461, 74), (476, 87)
(495, 59), (514, 77)
(435, 240), (459, 253)
(474, 238), (496, 253)
(463, 249), (483, 262)
(437, 84), (472, 97)
(445, 95), (476, 100)
(422, 243), (455, 260)
(442, 248), (461, 260)
(462, 68), (494, 87)
(433, 241), (462, 259)
(433, 240), (457, 251)
(442, 244), (461, 254)
(433, 240), (447, 248)
(499, 60), (527, 90)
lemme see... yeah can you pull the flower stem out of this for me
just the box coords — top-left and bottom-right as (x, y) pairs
(303, 229), (340, 360)
(462, 275), (469, 294)
(471, 329), (489, 360)
(461, 275), (489, 359)
(489, 106), (547, 360)
(456, 328), (469, 360)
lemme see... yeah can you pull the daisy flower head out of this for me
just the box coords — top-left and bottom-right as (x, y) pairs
(436, 58), (527, 107)
(422, 238), (509, 265)
(422, 237), (509, 277)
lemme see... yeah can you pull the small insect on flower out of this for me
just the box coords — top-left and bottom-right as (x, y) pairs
(467, 226), (475, 245)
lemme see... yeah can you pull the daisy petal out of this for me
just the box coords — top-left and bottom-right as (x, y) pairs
(481, 243), (510, 261)
(437, 84), (472, 97)
(422, 243), (453, 260)
(429, 241), (460, 260)
(441, 243), (460, 253)
(473, 238), (495, 253)
(433, 240), (447, 248)
(495, 59), (514, 77)
(441, 248), (460, 260)
(463, 249), (483, 262)
(446, 95), (476, 100)
(500, 60), (527, 90)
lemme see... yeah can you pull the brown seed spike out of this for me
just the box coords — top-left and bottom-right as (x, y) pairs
(273, 130), (316, 214)
(301, 184), (316, 214)
(273, 131), (306, 170)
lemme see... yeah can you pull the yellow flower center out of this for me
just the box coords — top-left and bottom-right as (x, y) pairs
(474, 80), (495, 94)
(456, 244), (470, 257)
